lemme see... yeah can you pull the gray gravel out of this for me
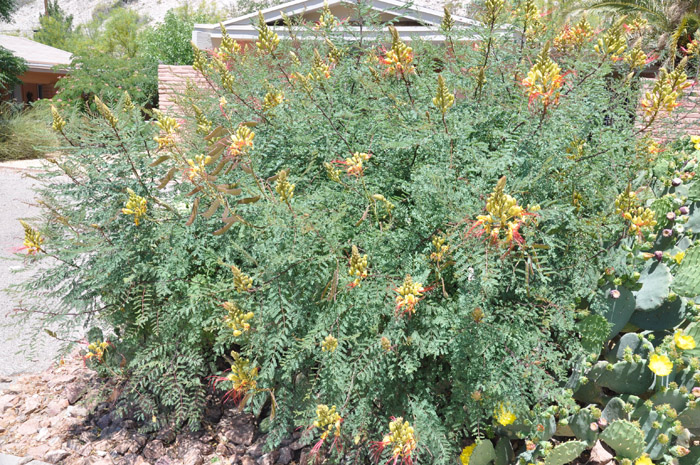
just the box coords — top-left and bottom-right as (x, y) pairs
(0, 162), (61, 383)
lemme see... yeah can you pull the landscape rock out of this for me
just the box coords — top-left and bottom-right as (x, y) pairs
(65, 384), (86, 405)
(588, 440), (614, 465)
(142, 440), (166, 461)
(17, 417), (41, 436)
(181, 449), (203, 465)
(23, 395), (42, 414)
(217, 412), (255, 446)
(246, 442), (263, 458)
(240, 456), (256, 465)
(45, 449), (71, 464)
(256, 452), (277, 465)
(277, 447), (292, 465)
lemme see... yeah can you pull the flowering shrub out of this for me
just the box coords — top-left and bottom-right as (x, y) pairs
(16, 4), (700, 465)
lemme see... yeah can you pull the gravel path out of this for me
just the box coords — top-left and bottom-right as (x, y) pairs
(0, 160), (61, 384)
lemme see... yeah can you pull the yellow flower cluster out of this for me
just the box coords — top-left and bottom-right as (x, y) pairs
(218, 24), (241, 59)
(635, 455), (653, 465)
(94, 96), (118, 128)
(554, 18), (593, 51)
(255, 12), (279, 54)
(624, 18), (648, 36)
(380, 336), (392, 352)
(321, 334), (338, 352)
(122, 188), (147, 226)
(310, 49), (331, 80)
(20, 220), (44, 255)
(227, 351), (258, 393)
(153, 110), (180, 150)
(344, 152), (371, 177)
(316, 2), (339, 30)
(186, 154), (210, 180)
(648, 353), (673, 377)
(383, 417), (417, 463)
(193, 105), (212, 136)
(520, 0), (543, 38)
(223, 301), (254, 337)
(395, 275), (425, 316)
(122, 91), (135, 112)
(275, 169), (295, 203)
(85, 341), (110, 362)
(50, 105), (66, 132)
(230, 125), (255, 158)
(691, 135), (700, 151)
(594, 23), (627, 60)
(476, 177), (533, 246)
(640, 62), (691, 122)
(230, 265), (253, 292)
(433, 74), (455, 115)
(625, 46), (648, 70)
(313, 404), (342, 441)
(495, 403), (517, 426)
(324, 162), (342, 182)
(482, 0), (504, 25)
(614, 188), (657, 235)
(430, 235), (450, 267)
(349, 245), (368, 288)
(522, 48), (564, 109)
(381, 27), (415, 76)
(262, 89), (285, 112)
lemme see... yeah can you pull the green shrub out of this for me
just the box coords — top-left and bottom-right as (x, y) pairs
(16, 5), (700, 465)
(0, 102), (57, 161)
(0, 46), (26, 94)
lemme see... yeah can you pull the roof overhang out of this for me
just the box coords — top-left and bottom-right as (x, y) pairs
(193, 0), (485, 48)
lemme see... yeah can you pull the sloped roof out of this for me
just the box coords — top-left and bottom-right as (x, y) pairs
(222, 0), (477, 27)
(0, 34), (72, 72)
(193, 0), (480, 47)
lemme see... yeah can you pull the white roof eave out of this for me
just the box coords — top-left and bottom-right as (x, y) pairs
(196, 0), (478, 28)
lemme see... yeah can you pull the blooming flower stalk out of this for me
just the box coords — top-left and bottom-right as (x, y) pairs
(522, 48), (564, 109)
(321, 334), (338, 352)
(395, 275), (427, 316)
(311, 404), (342, 453)
(223, 301), (254, 337)
(348, 245), (368, 288)
(380, 27), (415, 76)
(372, 417), (417, 465)
(122, 188), (147, 226)
(20, 220), (44, 255)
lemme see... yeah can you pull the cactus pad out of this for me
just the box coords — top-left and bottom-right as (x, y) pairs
(595, 285), (636, 337)
(469, 439), (496, 465)
(600, 420), (645, 459)
(544, 440), (587, 465)
(634, 262), (672, 311)
(594, 361), (654, 395)
(672, 245), (700, 298)
(578, 314), (611, 354)
(629, 298), (687, 331)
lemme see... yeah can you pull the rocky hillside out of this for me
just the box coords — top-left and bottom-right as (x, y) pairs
(0, 0), (238, 35)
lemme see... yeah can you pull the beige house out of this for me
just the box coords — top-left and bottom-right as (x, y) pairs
(0, 34), (72, 104)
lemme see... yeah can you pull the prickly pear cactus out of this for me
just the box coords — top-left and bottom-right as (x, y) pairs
(469, 439), (496, 465)
(628, 298), (687, 330)
(599, 420), (645, 459)
(569, 407), (599, 446)
(494, 437), (513, 465)
(578, 314), (611, 354)
(594, 361), (654, 395)
(543, 440), (587, 465)
(595, 285), (636, 337)
(634, 262), (672, 311)
(673, 245), (700, 297)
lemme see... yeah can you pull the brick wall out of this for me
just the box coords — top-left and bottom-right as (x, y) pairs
(157, 65), (210, 115)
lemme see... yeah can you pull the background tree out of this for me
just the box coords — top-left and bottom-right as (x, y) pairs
(33, 0), (75, 50)
(0, 0), (15, 23)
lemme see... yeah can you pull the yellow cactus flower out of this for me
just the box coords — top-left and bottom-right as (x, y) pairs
(635, 455), (653, 465)
(495, 403), (517, 426)
(674, 330), (696, 350)
(648, 353), (673, 376)
(122, 188), (147, 226)
(460, 444), (476, 465)
(691, 135), (700, 151)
